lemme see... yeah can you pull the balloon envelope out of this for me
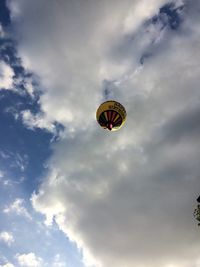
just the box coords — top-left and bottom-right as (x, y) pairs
(96, 100), (126, 131)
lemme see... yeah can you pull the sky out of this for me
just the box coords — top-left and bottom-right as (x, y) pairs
(0, 0), (200, 266)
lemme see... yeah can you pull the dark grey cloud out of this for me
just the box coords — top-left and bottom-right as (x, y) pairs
(160, 105), (200, 143)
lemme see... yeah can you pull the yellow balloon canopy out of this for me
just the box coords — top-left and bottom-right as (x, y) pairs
(96, 100), (126, 131)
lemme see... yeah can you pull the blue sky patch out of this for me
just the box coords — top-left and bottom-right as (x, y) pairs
(152, 2), (185, 30)
(0, 0), (10, 27)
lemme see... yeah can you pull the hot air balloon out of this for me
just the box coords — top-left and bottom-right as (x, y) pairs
(194, 196), (200, 226)
(96, 100), (126, 131)
(194, 205), (200, 226)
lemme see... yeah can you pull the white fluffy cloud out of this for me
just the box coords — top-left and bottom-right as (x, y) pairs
(0, 232), (14, 246)
(4, 198), (32, 220)
(0, 61), (14, 90)
(21, 110), (56, 133)
(16, 253), (42, 267)
(8, 0), (171, 131)
(0, 263), (15, 267)
(8, 1), (200, 267)
(52, 254), (67, 267)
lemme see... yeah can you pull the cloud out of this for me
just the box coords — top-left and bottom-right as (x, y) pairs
(22, 78), (35, 98)
(0, 263), (15, 267)
(8, 0), (171, 132)
(8, 0), (200, 267)
(0, 61), (14, 90)
(16, 253), (42, 267)
(4, 198), (32, 220)
(52, 254), (67, 267)
(21, 110), (56, 133)
(123, 0), (168, 33)
(0, 232), (14, 246)
(0, 170), (4, 178)
(0, 23), (5, 38)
